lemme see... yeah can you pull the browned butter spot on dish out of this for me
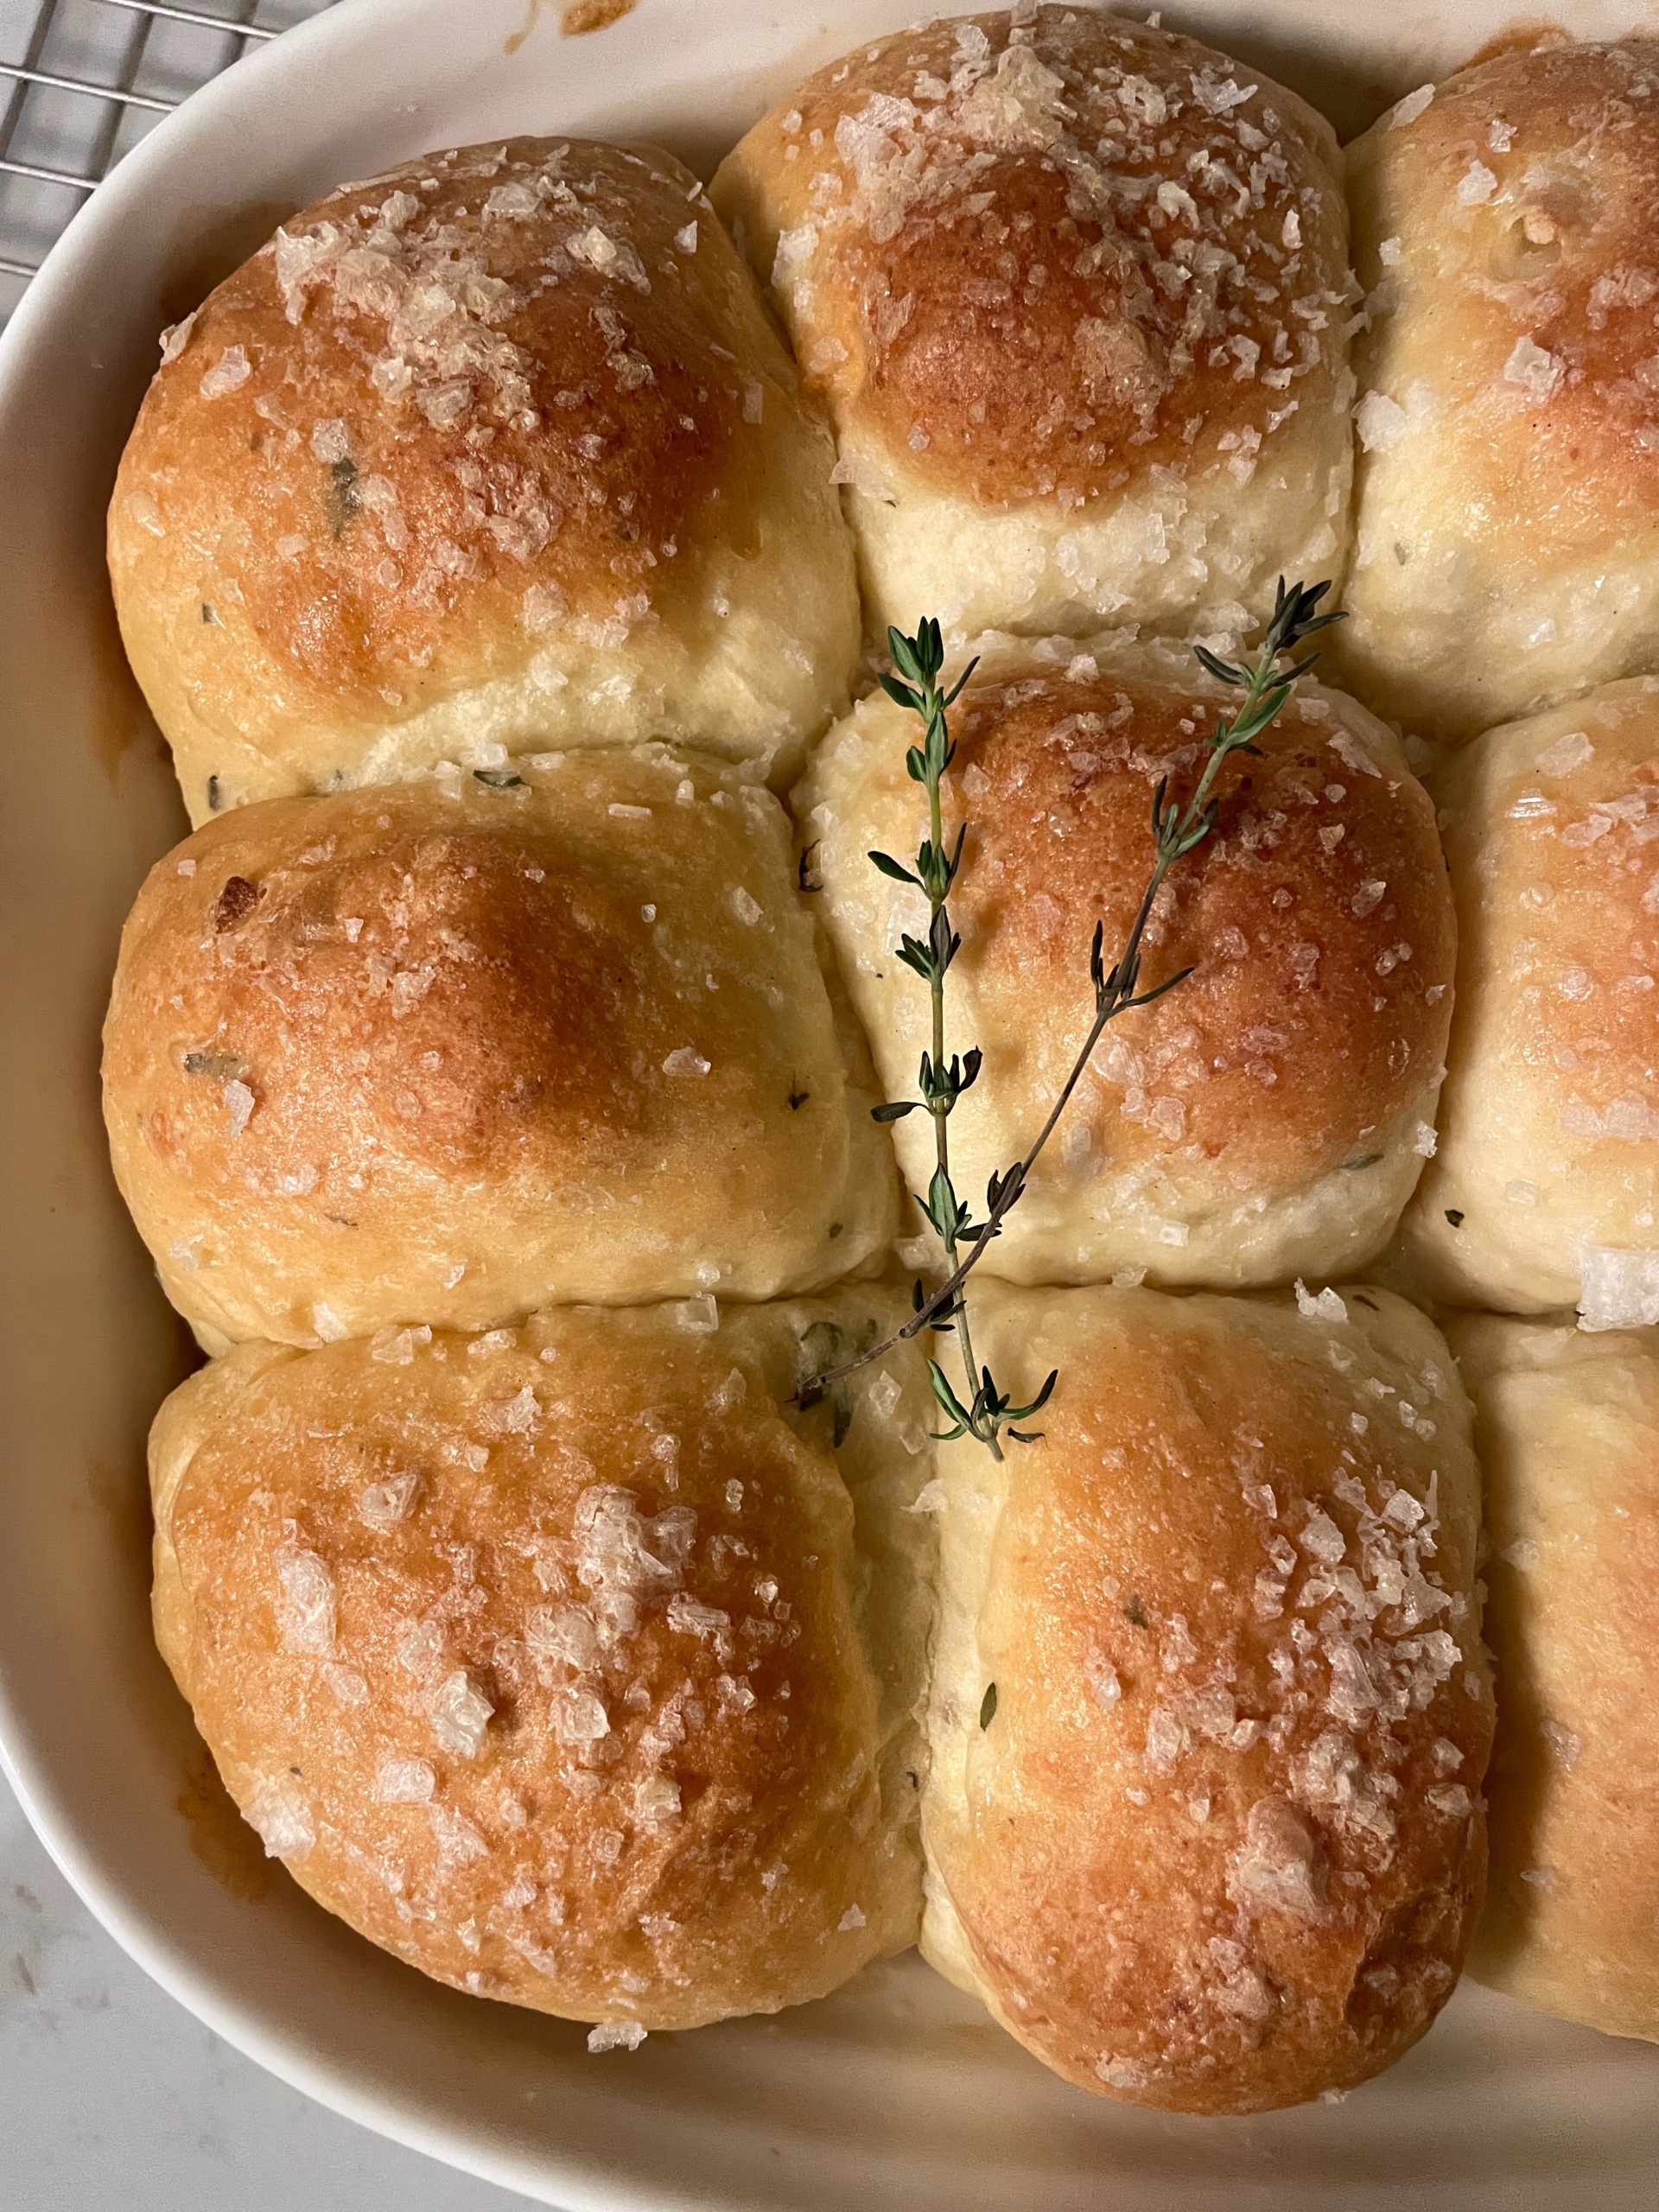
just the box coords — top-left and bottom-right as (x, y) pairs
(563, 0), (637, 33)
(176, 1745), (272, 1904)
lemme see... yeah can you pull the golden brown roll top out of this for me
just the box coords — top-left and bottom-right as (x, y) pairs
(921, 1281), (1491, 2113)
(1403, 680), (1659, 1319)
(108, 137), (861, 824)
(1451, 1315), (1659, 2044)
(102, 750), (898, 1348)
(1342, 39), (1659, 742)
(796, 636), (1453, 1291)
(149, 1293), (933, 2033)
(712, 8), (1354, 645)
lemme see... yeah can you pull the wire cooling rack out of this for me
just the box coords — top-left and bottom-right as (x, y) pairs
(0, 0), (339, 323)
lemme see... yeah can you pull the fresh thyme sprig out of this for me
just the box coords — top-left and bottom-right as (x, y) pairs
(800, 579), (1344, 1452)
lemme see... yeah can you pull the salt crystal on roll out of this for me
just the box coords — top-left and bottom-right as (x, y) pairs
(148, 1293), (932, 2033)
(109, 137), (861, 824)
(797, 633), (1452, 1290)
(102, 749), (897, 1347)
(1342, 38), (1659, 741)
(1402, 676), (1659, 1319)
(922, 1280), (1491, 2113)
(713, 7), (1355, 645)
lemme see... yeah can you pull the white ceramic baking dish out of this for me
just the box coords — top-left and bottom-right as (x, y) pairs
(3, 0), (1659, 2202)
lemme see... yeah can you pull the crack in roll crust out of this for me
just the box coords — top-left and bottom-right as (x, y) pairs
(108, 137), (861, 823)
(921, 1281), (1492, 2113)
(148, 1297), (931, 2030)
(713, 8), (1354, 641)
(1452, 1316), (1659, 2044)
(1403, 678), (1659, 1318)
(102, 753), (898, 1347)
(1342, 39), (1659, 742)
(797, 636), (1452, 1288)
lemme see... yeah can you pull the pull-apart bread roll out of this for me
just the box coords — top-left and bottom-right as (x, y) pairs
(108, 137), (860, 825)
(1404, 680), (1659, 1320)
(922, 1281), (1491, 2113)
(711, 8), (1353, 644)
(1343, 40), (1659, 742)
(103, 752), (897, 1349)
(149, 1294), (932, 2032)
(1450, 1316), (1659, 2043)
(798, 638), (1453, 1289)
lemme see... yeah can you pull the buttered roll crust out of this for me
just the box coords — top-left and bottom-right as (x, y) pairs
(796, 636), (1452, 1290)
(149, 1294), (933, 2031)
(1403, 680), (1659, 1320)
(922, 1281), (1491, 2113)
(1342, 40), (1659, 742)
(103, 752), (897, 1348)
(712, 8), (1353, 646)
(1452, 1317), (1659, 2044)
(108, 137), (860, 824)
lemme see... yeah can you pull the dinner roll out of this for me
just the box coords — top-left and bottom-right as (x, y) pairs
(103, 749), (897, 1350)
(795, 635), (1452, 1290)
(711, 8), (1354, 645)
(108, 137), (860, 826)
(1342, 39), (1659, 743)
(1402, 679), (1659, 1321)
(921, 1280), (1491, 2113)
(149, 1292), (932, 2032)
(1450, 1315), (1659, 2043)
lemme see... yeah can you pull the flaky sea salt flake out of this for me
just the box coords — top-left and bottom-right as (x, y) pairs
(1457, 161), (1497, 206)
(371, 1323), (431, 1365)
(275, 1542), (336, 1655)
(223, 1078), (256, 1135)
(429, 1669), (494, 1757)
(1535, 730), (1592, 776)
(359, 1471), (421, 1529)
(200, 346), (252, 398)
(1354, 391), (1408, 453)
(1580, 1246), (1659, 1331)
(1540, 1719), (1581, 1769)
(324, 1663), (368, 1705)
(1503, 336), (1563, 403)
(245, 1777), (314, 1860)
(376, 1758), (435, 1803)
(428, 1803), (489, 1863)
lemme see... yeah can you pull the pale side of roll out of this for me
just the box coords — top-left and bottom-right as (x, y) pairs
(149, 1291), (934, 2032)
(1340, 39), (1659, 742)
(1402, 679), (1659, 1321)
(108, 137), (861, 823)
(103, 749), (898, 1348)
(796, 633), (1452, 1292)
(712, 7), (1354, 646)
(921, 1279), (1491, 2113)
(1450, 1315), (1659, 2044)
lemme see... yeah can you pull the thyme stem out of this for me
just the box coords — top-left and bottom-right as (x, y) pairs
(919, 705), (999, 1458)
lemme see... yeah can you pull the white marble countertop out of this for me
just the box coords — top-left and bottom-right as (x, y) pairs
(0, 1770), (545, 2211)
